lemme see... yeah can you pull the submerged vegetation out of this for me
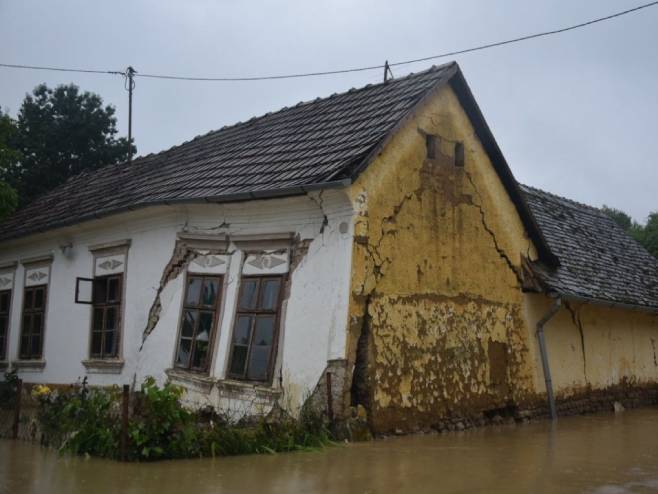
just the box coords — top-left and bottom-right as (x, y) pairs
(33, 377), (332, 461)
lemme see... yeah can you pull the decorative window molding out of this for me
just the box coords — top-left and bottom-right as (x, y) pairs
(0, 271), (15, 290)
(0, 261), (18, 270)
(12, 359), (46, 372)
(95, 254), (126, 275)
(243, 251), (289, 275)
(231, 233), (293, 252)
(24, 266), (51, 287)
(189, 254), (229, 275)
(82, 358), (124, 374)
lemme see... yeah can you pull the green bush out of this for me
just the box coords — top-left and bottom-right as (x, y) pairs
(0, 369), (19, 409)
(35, 378), (119, 457)
(34, 376), (333, 461)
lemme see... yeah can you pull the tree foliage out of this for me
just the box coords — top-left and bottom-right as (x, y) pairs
(602, 205), (658, 259)
(1, 84), (135, 207)
(0, 110), (20, 219)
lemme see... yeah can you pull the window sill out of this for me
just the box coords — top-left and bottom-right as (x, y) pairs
(166, 368), (215, 393)
(82, 359), (125, 374)
(217, 379), (281, 398)
(12, 359), (46, 372)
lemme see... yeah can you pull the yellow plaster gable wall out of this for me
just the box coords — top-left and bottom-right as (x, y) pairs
(345, 84), (541, 432)
(525, 295), (658, 396)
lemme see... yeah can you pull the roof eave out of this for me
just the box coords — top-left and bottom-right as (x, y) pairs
(0, 178), (352, 244)
(447, 68), (559, 268)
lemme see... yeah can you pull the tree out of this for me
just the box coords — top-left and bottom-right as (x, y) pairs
(0, 110), (20, 219)
(642, 212), (658, 259)
(602, 204), (658, 260)
(2, 84), (135, 206)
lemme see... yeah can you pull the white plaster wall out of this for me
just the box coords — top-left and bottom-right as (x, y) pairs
(0, 191), (354, 414)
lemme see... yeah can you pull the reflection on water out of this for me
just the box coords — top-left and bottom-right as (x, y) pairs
(2, 409), (658, 494)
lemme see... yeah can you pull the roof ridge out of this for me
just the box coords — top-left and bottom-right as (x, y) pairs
(520, 183), (608, 217)
(126, 62), (457, 167)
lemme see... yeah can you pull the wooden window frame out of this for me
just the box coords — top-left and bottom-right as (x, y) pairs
(0, 289), (11, 361)
(89, 274), (123, 360)
(173, 274), (223, 374)
(19, 284), (48, 360)
(226, 274), (286, 384)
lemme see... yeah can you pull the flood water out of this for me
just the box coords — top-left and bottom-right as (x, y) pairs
(2, 409), (658, 494)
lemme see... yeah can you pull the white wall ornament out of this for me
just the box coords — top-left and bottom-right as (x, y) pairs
(0, 272), (14, 289)
(95, 254), (126, 275)
(243, 251), (289, 275)
(189, 254), (229, 275)
(25, 267), (50, 287)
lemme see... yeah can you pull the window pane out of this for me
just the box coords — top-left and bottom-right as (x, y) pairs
(93, 308), (104, 331)
(104, 330), (116, 357)
(176, 338), (192, 367)
(34, 288), (45, 310)
(91, 331), (102, 356)
(32, 313), (42, 335)
(229, 345), (248, 376)
(105, 307), (117, 331)
(0, 316), (6, 335)
(192, 340), (209, 369)
(31, 333), (41, 357)
(233, 316), (252, 345)
(20, 334), (29, 358)
(0, 292), (9, 313)
(260, 279), (281, 310)
(253, 316), (275, 346)
(181, 310), (197, 338)
(108, 277), (121, 303)
(185, 277), (202, 305)
(197, 312), (213, 342)
(93, 278), (107, 304)
(247, 345), (271, 381)
(24, 289), (33, 310)
(239, 279), (258, 310)
(201, 278), (219, 306)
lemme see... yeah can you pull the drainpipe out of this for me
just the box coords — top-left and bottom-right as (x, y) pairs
(536, 296), (561, 420)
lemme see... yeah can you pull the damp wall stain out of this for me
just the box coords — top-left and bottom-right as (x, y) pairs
(341, 83), (658, 433)
(344, 85), (538, 432)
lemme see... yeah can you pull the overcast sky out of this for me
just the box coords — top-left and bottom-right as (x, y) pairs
(1, 0), (656, 221)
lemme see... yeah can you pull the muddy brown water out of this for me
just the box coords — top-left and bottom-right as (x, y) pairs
(2, 409), (658, 494)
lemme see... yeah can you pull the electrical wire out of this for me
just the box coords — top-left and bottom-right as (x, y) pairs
(1, 1), (657, 82)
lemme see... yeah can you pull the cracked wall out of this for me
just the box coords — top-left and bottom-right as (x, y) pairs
(525, 294), (658, 397)
(344, 85), (540, 432)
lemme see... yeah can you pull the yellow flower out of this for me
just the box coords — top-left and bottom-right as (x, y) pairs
(32, 384), (51, 397)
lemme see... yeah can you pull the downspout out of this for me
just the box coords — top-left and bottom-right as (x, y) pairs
(536, 296), (562, 420)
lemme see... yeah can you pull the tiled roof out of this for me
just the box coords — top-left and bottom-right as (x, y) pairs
(0, 63), (459, 242)
(521, 185), (658, 311)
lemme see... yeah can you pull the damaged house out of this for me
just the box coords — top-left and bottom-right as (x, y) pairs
(0, 61), (657, 432)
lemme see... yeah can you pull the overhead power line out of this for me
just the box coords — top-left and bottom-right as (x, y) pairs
(1, 1), (657, 82)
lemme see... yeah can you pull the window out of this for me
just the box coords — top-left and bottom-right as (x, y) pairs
(228, 276), (284, 382)
(455, 142), (465, 167)
(90, 275), (123, 359)
(175, 275), (222, 372)
(0, 290), (10, 360)
(426, 134), (437, 159)
(19, 285), (47, 360)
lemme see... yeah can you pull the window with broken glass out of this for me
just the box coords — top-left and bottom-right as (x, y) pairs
(174, 275), (222, 372)
(227, 275), (284, 382)
(19, 285), (47, 360)
(0, 290), (11, 360)
(90, 275), (123, 359)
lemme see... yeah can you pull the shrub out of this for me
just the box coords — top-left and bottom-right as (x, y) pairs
(0, 369), (19, 409)
(33, 376), (334, 461)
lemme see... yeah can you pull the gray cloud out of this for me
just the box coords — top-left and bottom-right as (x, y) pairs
(1, 0), (656, 221)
